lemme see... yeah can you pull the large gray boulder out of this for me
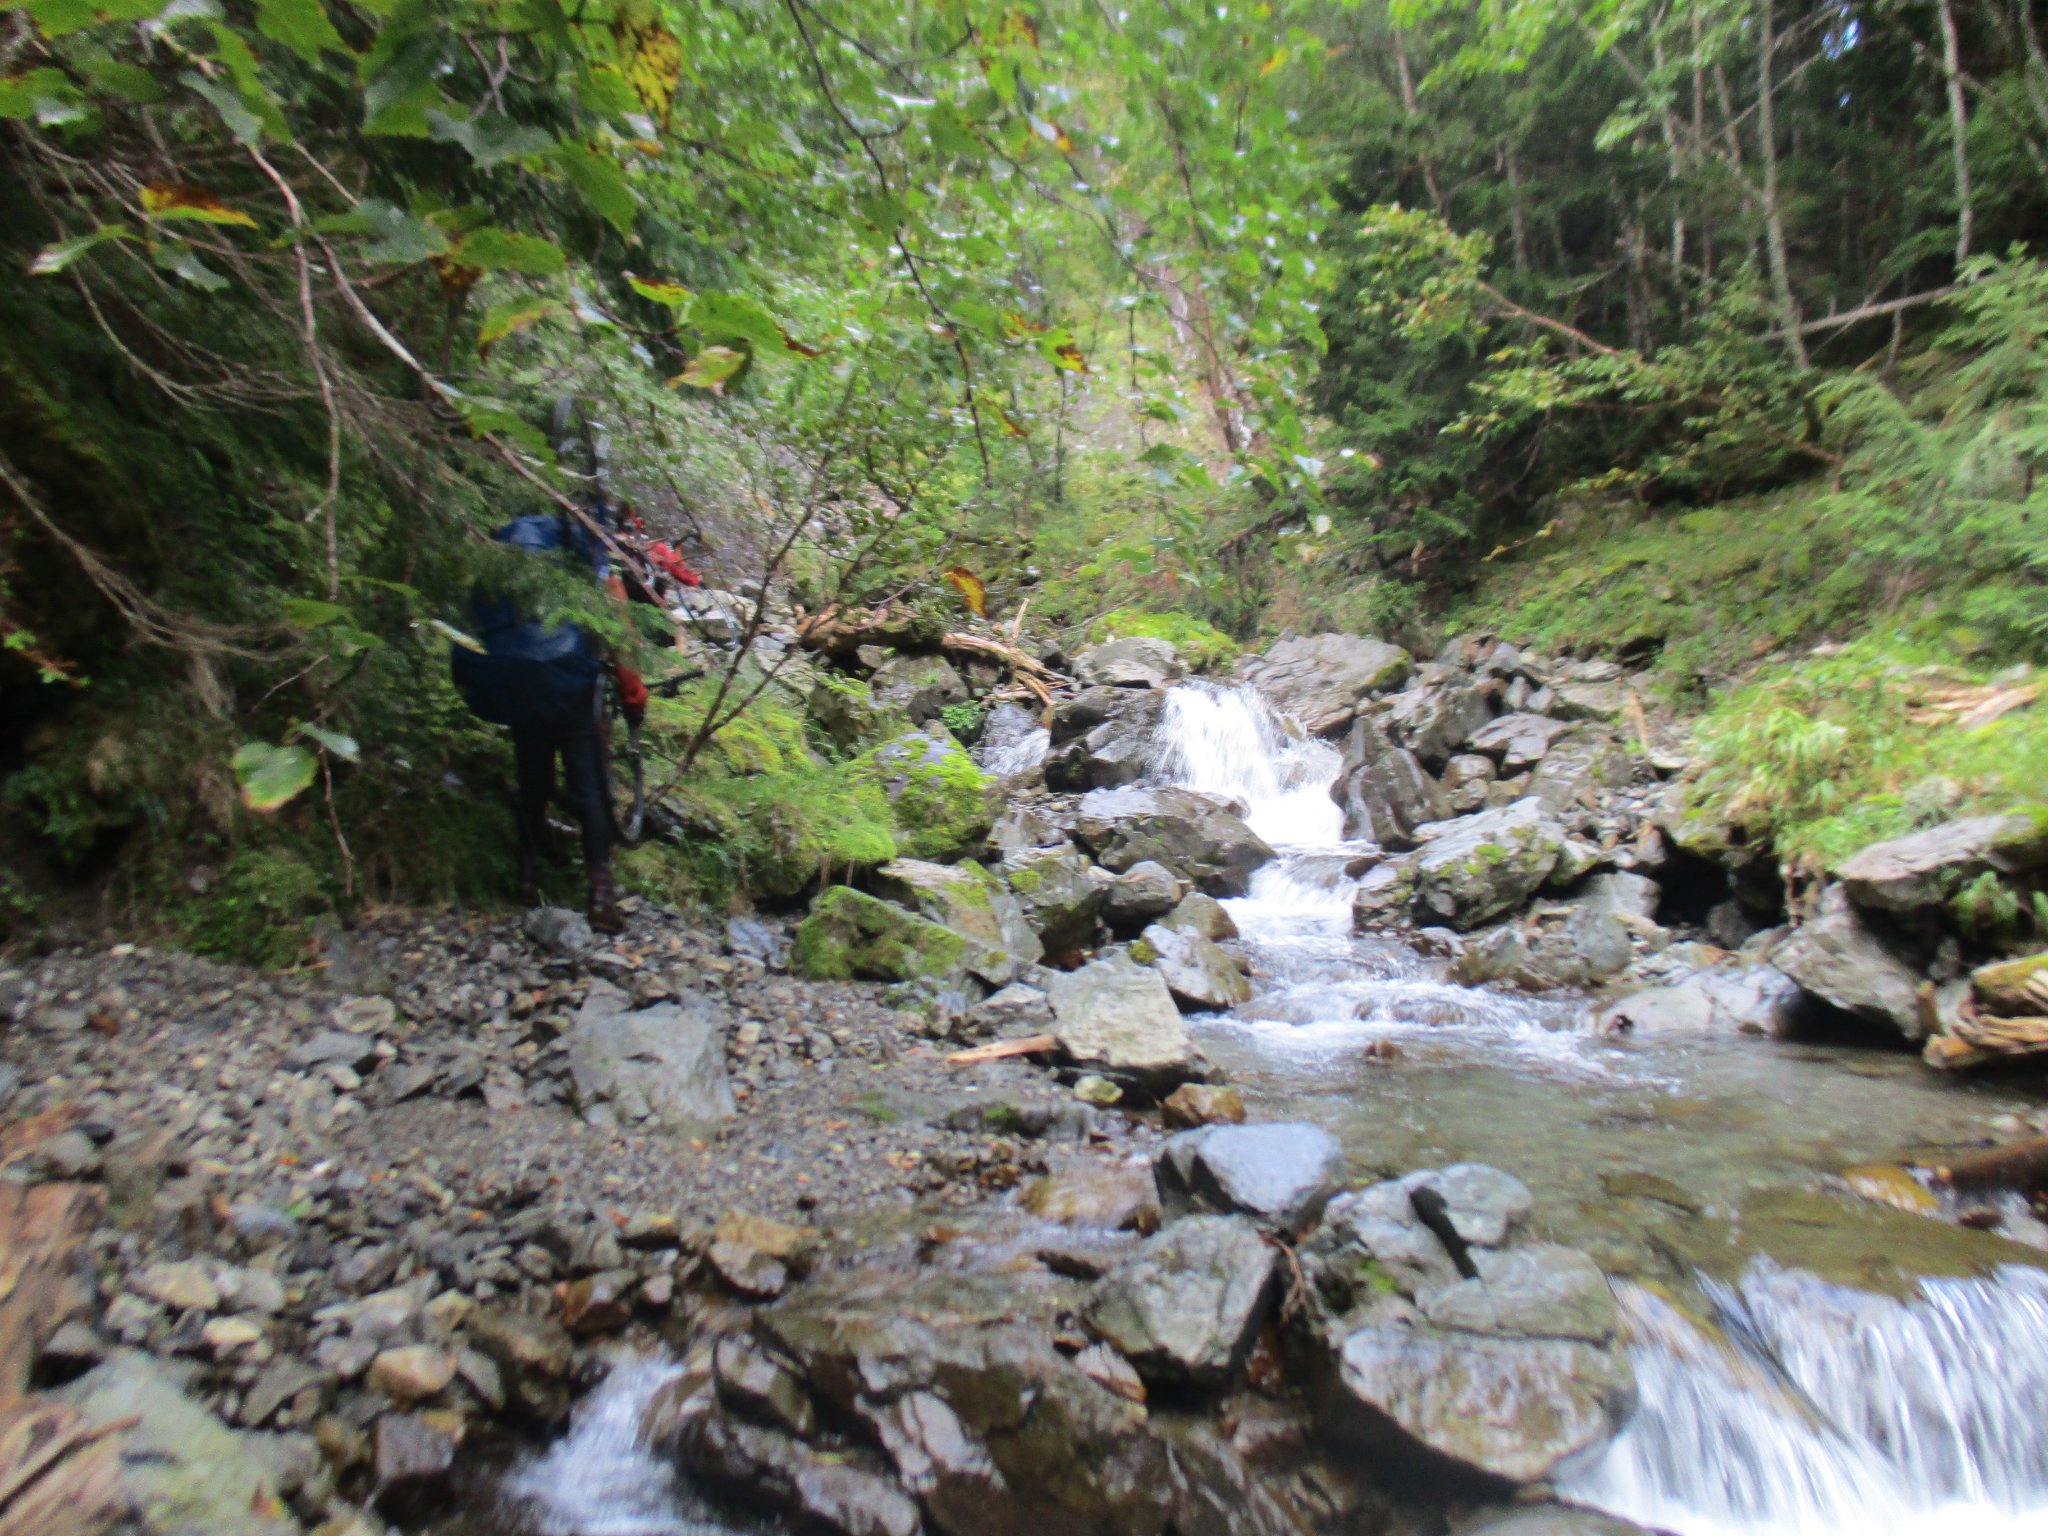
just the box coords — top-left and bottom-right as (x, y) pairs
(1771, 884), (1925, 1038)
(1302, 1166), (1631, 1487)
(1074, 787), (1276, 896)
(1410, 799), (1570, 930)
(1155, 1122), (1342, 1236)
(809, 677), (907, 753)
(1082, 1216), (1277, 1387)
(1043, 687), (1166, 791)
(58, 1350), (303, 1536)
(1102, 861), (1187, 932)
(1384, 681), (1496, 770)
(869, 653), (970, 723)
(1243, 634), (1412, 735)
(1332, 717), (1447, 849)
(1836, 814), (2048, 913)
(1526, 729), (1634, 816)
(567, 982), (735, 1136)
(998, 846), (1106, 955)
(1075, 636), (1184, 688)
(1467, 714), (1574, 772)
(1047, 952), (1208, 1090)
(872, 858), (1044, 986)
(1137, 923), (1252, 1011)
(1594, 962), (1809, 1039)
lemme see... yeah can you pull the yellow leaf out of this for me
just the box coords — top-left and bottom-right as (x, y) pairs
(614, 16), (681, 126)
(139, 183), (259, 229)
(1259, 48), (1288, 77)
(945, 567), (987, 618)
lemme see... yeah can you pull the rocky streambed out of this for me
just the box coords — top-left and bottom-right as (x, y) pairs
(3, 623), (2047, 1536)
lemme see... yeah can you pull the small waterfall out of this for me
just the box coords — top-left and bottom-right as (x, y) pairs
(1566, 1267), (2048, 1536)
(974, 701), (1050, 778)
(503, 1354), (746, 1536)
(1149, 683), (1343, 848)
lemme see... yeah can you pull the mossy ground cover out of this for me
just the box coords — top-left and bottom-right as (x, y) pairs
(1082, 609), (1241, 673)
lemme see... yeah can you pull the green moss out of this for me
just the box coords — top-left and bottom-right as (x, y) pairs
(1085, 608), (1241, 673)
(182, 849), (332, 970)
(851, 731), (993, 862)
(643, 680), (811, 777)
(791, 886), (970, 981)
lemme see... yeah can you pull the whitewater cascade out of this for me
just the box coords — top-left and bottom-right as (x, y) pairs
(1145, 681), (2048, 1536)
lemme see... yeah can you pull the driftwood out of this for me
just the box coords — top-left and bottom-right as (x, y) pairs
(1923, 1011), (2048, 1070)
(796, 603), (1069, 711)
(947, 1034), (1058, 1065)
(0, 1181), (126, 1536)
(1931, 1136), (2048, 1197)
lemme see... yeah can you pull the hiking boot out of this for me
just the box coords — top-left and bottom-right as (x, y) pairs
(587, 866), (626, 935)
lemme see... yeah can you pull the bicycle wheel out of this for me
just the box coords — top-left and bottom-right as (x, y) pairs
(595, 674), (647, 846)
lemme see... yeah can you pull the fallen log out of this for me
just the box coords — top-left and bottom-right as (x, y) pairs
(1930, 1136), (2048, 1197)
(947, 1033), (1058, 1065)
(796, 603), (1070, 713)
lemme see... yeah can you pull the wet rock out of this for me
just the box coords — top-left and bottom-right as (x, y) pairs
(1136, 924), (1252, 1011)
(134, 1259), (220, 1314)
(1331, 716), (1447, 849)
(57, 1350), (300, 1536)
(1836, 814), (2048, 913)
(975, 702), (1051, 777)
(1595, 963), (1809, 1039)
(1456, 1506), (1663, 1536)
(367, 1346), (456, 1406)
(1083, 1216), (1277, 1388)
(1466, 714), (1574, 772)
(1074, 787), (1276, 896)
(1044, 687), (1167, 792)
(1075, 636), (1183, 688)
(668, 1395), (920, 1536)
(1103, 861), (1186, 932)
(1771, 885), (1925, 1037)
(1385, 681), (1496, 770)
(1046, 953), (1208, 1091)
(1351, 861), (1417, 929)
(566, 982), (736, 1135)
(1155, 1122), (1342, 1236)
(1442, 753), (1499, 813)
(1243, 634), (1412, 735)
(1410, 800), (1569, 930)
(1307, 1165), (1534, 1301)
(708, 1210), (813, 1299)
(873, 858), (1044, 986)
(373, 1411), (457, 1500)
(1417, 1245), (1619, 1343)
(714, 1336), (816, 1438)
(1160, 1084), (1247, 1129)
(464, 1308), (573, 1424)
(1023, 1158), (1160, 1231)
(1158, 892), (1238, 942)
(870, 652), (970, 723)
(809, 677), (907, 753)
(998, 846), (1106, 955)
(559, 1270), (636, 1334)
(964, 982), (1054, 1038)
(988, 803), (1071, 853)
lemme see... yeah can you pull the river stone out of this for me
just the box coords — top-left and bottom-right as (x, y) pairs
(1332, 716), (1448, 849)
(1409, 799), (1569, 930)
(1047, 953), (1207, 1090)
(1836, 813), (2048, 912)
(1044, 687), (1166, 792)
(57, 1350), (301, 1536)
(1155, 1122), (1342, 1236)
(373, 1411), (457, 1499)
(1417, 1245), (1618, 1344)
(1243, 633), (1413, 735)
(1466, 713), (1574, 772)
(1075, 787), (1276, 896)
(1526, 730), (1634, 815)
(1580, 871), (1661, 923)
(869, 652), (969, 723)
(465, 1307), (574, 1424)
(1384, 681), (1497, 771)
(1160, 1083), (1247, 1128)
(1103, 861), (1186, 931)
(134, 1259), (221, 1313)
(1308, 1165), (1534, 1300)
(975, 702), (1051, 776)
(999, 846), (1107, 955)
(1351, 860), (1417, 929)
(1544, 677), (1628, 723)
(566, 983), (735, 1136)
(714, 1336), (817, 1438)
(872, 858), (1044, 985)
(1158, 892), (1238, 941)
(1075, 636), (1183, 688)
(676, 1398), (921, 1536)
(1022, 1158), (1161, 1231)
(1137, 923), (1252, 1012)
(791, 886), (977, 985)
(366, 1345), (457, 1406)
(1334, 1327), (1632, 1485)
(1771, 884), (1925, 1037)
(1082, 1215), (1277, 1387)
(1595, 963), (1809, 1039)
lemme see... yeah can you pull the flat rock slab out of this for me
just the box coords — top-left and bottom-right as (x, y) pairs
(566, 983), (735, 1135)
(1243, 633), (1413, 735)
(1836, 814), (2048, 912)
(1047, 953), (1207, 1089)
(1155, 1122), (1342, 1236)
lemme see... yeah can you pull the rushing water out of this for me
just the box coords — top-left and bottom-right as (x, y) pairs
(1146, 681), (2048, 1536)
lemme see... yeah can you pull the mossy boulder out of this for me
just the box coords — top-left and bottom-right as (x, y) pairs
(806, 676), (907, 753)
(868, 653), (969, 724)
(870, 858), (1043, 986)
(791, 886), (972, 984)
(852, 729), (994, 862)
(997, 845), (1106, 955)
(1409, 798), (1568, 930)
(1834, 813), (2048, 914)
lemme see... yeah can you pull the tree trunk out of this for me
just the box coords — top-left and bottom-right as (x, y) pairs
(1394, 36), (1448, 217)
(1502, 147), (1531, 273)
(1756, 0), (1810, 370)
(1938, 0), (1975, 271)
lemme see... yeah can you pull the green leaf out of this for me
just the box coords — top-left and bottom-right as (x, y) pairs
(692, 291), (786, 352)
(30, 226), (134, 276)
(0, 69), (86, 125)
(452, 394), (549, 454)
(673, 345), (746, 393)
(232, 741), (317, 812)
(80, 59), (164, 103)
(140, 183), (259, 228)
(284, 598), (350, 628)
(179, 71), (263, 144)
(24, 0), (97, 37)
(294, 722), (360, 762)
(256, 0), (347, 64)
(625, 273), (693, 310)
(361, 35), (444, 137)
(555, 143), (636, 235)
(204, 23), (290, 140)
(478, 297), (553, 356)
(452, 228), (566, 276)
(153, 243), (229, 292)
(429, 110), (554, 168)
(336, 200), (449, 264)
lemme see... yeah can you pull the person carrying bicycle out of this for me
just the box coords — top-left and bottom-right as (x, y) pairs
(450, 462), (646, 935)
